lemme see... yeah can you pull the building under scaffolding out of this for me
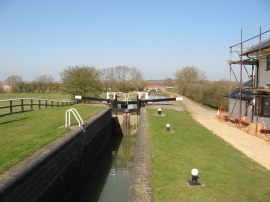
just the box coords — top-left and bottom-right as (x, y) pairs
(228, 27), (270, 134)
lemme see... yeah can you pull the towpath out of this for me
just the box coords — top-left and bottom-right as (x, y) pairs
(149, 97), (270, 170)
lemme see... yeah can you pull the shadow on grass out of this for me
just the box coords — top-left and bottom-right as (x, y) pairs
(0, 117), (29, 125)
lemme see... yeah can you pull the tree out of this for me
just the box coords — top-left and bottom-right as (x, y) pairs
(162, 77), (175, 87)
(175, 66), (205, 96)
(60, 66), (102, 97)
(0, 81), (3, 93)
(100, 67), (116, 91)
(5, 75), (22, 92)
(114, 66), (130, 83)
(33, 75), (54, 93)
(129, 67), (144, 91)
(100, 66), (145, 92)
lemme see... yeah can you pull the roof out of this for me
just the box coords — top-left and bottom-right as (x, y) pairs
(230, 58), (258, 65)
(227, 89), (252, 101)
(226, 80), (253, 101)
(144, 85), (166, 90)
(242, 38), (270, 56)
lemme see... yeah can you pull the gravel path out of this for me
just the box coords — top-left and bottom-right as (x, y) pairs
(148, 97), (270, 170)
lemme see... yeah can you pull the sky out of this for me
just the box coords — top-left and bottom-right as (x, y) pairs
(0, 0), (269, 82)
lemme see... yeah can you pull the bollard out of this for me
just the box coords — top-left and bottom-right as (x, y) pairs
(157, 108), (162, 116)
(166, 123), (170, 132)
(188, 168), (201, 186)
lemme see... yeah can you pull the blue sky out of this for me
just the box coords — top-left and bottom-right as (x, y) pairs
(0, 0), (269, 82)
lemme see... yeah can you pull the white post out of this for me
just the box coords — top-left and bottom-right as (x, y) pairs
(138, 93), (141, 99)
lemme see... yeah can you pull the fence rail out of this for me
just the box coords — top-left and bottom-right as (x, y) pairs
(0, 98), (77, 116)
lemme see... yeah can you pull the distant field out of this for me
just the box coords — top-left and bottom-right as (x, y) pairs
(0, 103), (104, 174)
(0, 93), (77, 116)
(148, 108), (270, 201)
(0, 93), (73, 100)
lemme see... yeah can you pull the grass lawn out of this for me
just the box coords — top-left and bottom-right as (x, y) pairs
(147, 108), (270, 202)
(0, 93), (73, 100)
(0, 104), (104, 174)
(0, 93), (78, 116)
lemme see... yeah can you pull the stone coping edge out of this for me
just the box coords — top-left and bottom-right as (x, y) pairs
(128, 107), (154, 202)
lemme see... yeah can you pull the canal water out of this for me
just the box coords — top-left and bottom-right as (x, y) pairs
(76, 135), (137, 202)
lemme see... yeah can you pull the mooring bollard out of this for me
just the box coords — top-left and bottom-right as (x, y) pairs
(157, 108), (162, 116)
(188, 168), (202, 186)
(166, 123), (170, 132)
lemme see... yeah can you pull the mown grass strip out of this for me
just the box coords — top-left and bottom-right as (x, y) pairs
(0, 104), (104, 174)
(147, 108), (270, 202)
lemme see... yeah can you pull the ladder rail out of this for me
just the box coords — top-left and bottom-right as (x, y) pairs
(65, 108), (83, 127)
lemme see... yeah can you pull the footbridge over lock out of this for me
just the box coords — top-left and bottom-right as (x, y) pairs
(75, 91), (183, 115)
(75, 92), (183, 136)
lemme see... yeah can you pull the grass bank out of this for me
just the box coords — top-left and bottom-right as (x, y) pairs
(147, 108), (270, 202)
(0, 104), (104, 174)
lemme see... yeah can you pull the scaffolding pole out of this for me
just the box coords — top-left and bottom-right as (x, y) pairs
(239, 29), (243, 126)
(228, 27), (270, 128)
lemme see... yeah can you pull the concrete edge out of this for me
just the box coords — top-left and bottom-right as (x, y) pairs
(128, 107), (154, 202)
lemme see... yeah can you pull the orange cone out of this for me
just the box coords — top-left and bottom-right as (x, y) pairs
(216, 109), (220, 119)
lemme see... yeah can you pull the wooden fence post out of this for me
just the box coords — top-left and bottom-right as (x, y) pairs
(21, 99), (24, 112)
(10, 100), (13, 114)
(31, 99), (33, 111)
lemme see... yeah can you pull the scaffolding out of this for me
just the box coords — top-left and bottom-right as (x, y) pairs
(228, 27), (270, 136)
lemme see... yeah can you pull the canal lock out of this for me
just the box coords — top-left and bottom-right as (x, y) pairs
(75, 112), (138, 202)
(117, 112), (139, 136)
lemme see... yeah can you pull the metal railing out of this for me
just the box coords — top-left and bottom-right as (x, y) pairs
(65, 108), (83, 127)
(0, 98), (77, 116)
(75, 93), (183, 115)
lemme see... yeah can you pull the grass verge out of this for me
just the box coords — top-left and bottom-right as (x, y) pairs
(0, 104), (104, 174)
(147, 108), (270, 202)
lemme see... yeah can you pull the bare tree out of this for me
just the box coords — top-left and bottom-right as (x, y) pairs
(175, 66), (206, 96)
(129, 67), (144, 91)
(162, 77), (175, 87)
(115, 66), (130, 82)
(100, 67), (116, 91)
(100, 66), (145, 92)
(5, 75), (23, 92)
(33, 75), (54, 93)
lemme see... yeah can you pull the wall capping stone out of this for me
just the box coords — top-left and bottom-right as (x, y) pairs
(128, 107), (154, 202)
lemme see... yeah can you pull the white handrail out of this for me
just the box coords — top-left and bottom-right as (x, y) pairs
(65, 108), (83, 128)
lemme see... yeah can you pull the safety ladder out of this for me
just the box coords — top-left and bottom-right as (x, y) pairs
(65, 108), (83, 127)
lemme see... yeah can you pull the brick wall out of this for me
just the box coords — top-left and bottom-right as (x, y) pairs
(0, 108), (113, 202)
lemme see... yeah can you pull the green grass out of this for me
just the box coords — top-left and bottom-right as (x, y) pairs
(0, 93), (73, 100)
(0, 104), (104, 174)
(0, 93), (76, 116)
(147, 108), (270, 202)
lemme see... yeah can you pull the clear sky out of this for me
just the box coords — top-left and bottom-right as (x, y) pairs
(0, 0), (269, 82)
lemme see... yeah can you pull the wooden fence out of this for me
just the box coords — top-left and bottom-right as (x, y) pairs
(0, 98), (77, 116)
